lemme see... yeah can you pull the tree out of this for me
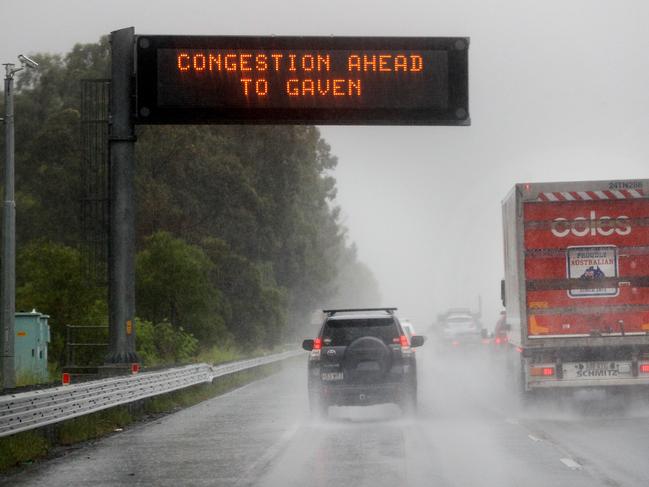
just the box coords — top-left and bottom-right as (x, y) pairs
(202, 238), (287, 348)
(136, 232), (229, 346)
(3, 37), (381, 361)
(136, 319), (198, 366)
(325, 243), (382, 309)
(16, 241), (107, 365)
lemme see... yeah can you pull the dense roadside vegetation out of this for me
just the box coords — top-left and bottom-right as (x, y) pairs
(0, 37), (380, 374)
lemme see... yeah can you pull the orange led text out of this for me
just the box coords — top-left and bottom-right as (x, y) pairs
(175, 50), (425, 98)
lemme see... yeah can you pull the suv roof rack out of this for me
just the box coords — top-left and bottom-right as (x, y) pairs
(323, 307), (397, 316)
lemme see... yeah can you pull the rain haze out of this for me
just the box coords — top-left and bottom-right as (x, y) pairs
(3, 0), (648, 328)
(2, 1), (649, 486)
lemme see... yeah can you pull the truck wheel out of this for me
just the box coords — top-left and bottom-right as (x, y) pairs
(515, 355), (537, 409)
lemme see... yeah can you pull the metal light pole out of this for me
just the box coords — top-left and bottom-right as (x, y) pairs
(1, 56), (37, 390)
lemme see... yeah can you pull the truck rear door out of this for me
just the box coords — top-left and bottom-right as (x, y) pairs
(522, 183), (649, 338)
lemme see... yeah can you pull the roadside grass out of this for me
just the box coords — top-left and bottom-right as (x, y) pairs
(58, 406), (134, 445)
(194, 345), (245, 365)
(0, 361), (284, 474)
(195, 343), (294, 366)
(0, 431), (48, 471)
(15, 371), (48, 388)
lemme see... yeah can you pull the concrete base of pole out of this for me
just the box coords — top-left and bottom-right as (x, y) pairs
(104, 350), (140, 364)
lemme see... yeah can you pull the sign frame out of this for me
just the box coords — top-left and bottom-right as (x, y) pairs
(566, 245), (620, 298)
(135, 35), (470, 126)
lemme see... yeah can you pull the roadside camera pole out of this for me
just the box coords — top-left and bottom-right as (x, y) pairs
(1, 56), (37, 389)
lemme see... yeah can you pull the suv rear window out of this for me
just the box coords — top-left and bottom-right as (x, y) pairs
(322, 318), (399, 346)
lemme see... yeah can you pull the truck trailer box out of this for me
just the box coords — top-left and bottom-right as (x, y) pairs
(502, 179), (649, 391)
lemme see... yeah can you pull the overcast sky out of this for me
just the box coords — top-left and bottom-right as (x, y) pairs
(2, 1), (648, 330)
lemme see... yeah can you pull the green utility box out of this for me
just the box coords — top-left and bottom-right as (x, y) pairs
(15, 310), (51, 384)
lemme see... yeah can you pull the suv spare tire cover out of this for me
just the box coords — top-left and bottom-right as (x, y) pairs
(343, 336), (393, 381)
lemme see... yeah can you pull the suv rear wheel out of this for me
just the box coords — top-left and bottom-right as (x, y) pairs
(399, 383), (418, 416)
(309, 391), (329, 418)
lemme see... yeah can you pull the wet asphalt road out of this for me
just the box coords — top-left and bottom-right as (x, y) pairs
(4, 349), (649, 487)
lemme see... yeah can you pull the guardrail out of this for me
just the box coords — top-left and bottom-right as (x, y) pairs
(0, 350), (301, 438)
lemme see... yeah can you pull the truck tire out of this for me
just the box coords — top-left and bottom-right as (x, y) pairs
(517, 356), (537, 409)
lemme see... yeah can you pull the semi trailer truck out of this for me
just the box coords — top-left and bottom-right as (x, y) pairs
(501, 179), (649, 399)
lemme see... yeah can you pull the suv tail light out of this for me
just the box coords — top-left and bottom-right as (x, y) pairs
(400, 335), (409, 347)
(639, 363), (649, 374)
(310, 337), (322, 360)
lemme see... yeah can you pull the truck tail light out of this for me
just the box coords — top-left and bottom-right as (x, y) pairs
(639, 364), (649, 374)
(62, 373), (71, 385)
(531, 367), (555, 377)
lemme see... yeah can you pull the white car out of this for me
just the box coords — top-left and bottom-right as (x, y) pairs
(433, 310), (485, 349)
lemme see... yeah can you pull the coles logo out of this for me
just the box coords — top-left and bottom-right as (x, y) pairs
(551, 210), (631, 238)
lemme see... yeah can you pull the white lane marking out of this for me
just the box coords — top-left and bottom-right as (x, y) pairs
(560, 457), (582, 470)
(527, 434), (542, 442)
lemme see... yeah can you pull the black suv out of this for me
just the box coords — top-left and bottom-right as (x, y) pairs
(302, 308), (425, 417)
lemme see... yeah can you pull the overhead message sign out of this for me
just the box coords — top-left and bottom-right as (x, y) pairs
(135, 36), (469, 125)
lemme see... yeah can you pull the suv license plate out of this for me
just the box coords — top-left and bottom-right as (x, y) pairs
(321, 372), (343, 381)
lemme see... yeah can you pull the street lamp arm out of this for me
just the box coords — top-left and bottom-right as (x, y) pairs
(3, 64), (23, 79)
